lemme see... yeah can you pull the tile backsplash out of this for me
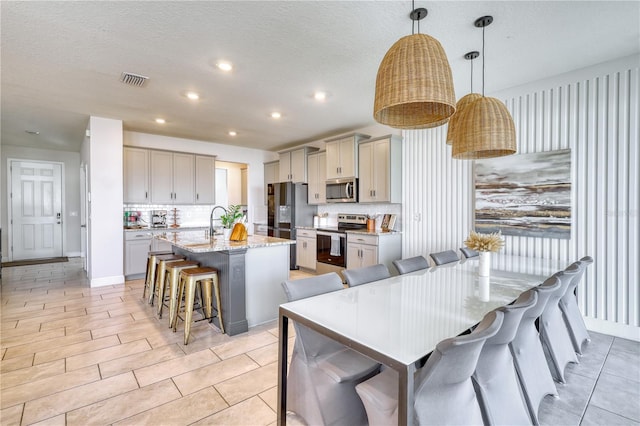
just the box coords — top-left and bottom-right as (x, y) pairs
(124, 204), (216, 227)
(317, 203), (402, 231)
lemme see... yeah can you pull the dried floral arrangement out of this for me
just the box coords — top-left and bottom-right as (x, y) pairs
(464, 230), (505, 253)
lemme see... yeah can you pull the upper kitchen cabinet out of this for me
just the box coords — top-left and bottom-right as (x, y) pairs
(123, 147), (150, 203)
(264, 160), (279, 204)
(279, 147), (317, 183)
(194, 155), (216, 205)
(307, 151), (326, 204)
(150, 150), (195, 204)
(358, 134), (402, 203)
(325, 133), (370, 180)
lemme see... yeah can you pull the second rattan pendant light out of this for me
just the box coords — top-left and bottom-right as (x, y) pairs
(373, 6), (456, 129)
(446, 51), (481, 145)
(452, 16), (516, 159)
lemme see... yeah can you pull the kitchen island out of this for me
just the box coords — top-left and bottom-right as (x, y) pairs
(156, 230), (295, 336)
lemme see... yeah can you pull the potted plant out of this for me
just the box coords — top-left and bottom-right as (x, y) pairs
(220, 205), (243, 239)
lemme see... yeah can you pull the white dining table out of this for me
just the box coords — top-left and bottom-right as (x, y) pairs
(276, 254), (568, 425)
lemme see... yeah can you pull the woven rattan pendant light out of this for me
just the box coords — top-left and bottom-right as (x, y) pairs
(446, 51), (481, 145)
(452, 16), (516, 159)
(373, 5), (456, 129)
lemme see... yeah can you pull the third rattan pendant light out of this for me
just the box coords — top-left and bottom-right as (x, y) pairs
(452, 16), (516, 159)
(446, 51), (481, 145)
(373, 5), (456, 129)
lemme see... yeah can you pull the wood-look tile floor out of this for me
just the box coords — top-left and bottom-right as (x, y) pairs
(1, 258), (638, 425)
(1, 258), (300, 425)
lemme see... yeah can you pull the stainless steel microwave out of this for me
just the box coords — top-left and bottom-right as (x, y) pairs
(326, 178), (358, 203)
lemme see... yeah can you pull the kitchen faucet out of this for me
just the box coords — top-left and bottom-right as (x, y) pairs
(209, 205), (227, 237)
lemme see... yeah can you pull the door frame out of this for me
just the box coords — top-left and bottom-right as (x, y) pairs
(6, 158), (66, 262)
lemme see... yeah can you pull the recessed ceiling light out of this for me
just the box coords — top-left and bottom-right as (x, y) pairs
(314, 91), (327, 101)
(271, 112), (282, 119)
(25, 130), (40, 135)
(228, 131), (237, 136)
(186, 92), (200, 100)
(216, 61), (233, 72)
(155, 118), (166, 124)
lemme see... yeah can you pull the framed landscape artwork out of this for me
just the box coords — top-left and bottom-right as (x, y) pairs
(474, 149), (571, 239)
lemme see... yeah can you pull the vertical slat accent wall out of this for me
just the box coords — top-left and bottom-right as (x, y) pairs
(402, 58), (639, 331)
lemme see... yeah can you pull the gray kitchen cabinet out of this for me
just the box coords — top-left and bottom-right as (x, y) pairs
(307, 151), (326, 204)
(296, 228), (317, 271)
(263, 160), (279, 204)
(346, 232), (402, 274)
(195, 155), (216, 204)
(358, 134), (402, 203)
(325, 133), (370, 180)
(150, 150), (195, 204)
(123, 147), (150, 203)
(279, 147), (316, 183)
(124, 230), (152, 278)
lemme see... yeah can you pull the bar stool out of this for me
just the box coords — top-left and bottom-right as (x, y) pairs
(142, 250), (173, 301)
(149, 254), (186, 305)
(173, 267), (224, 344)
(157, 260), (199, 321)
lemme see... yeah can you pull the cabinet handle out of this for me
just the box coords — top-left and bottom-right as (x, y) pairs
(197, 193), (199, 200)
(145, 191), (148, 199)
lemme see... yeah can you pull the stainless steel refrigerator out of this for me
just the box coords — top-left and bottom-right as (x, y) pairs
(268, 182), (317, 269)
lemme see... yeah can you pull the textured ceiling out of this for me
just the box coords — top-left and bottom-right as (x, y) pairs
(2, 1), (638, 153)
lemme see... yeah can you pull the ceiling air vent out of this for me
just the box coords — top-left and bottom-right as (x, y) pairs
(120, 72), (149, 87)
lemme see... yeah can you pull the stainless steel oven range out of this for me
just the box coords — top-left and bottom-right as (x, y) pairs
(316, 214), (367, 278)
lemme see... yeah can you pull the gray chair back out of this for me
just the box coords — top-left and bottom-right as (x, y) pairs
(473, 294), (536, 425)
(429, 250), (459, 266)
(539, 269), (580, 383)
(343, 264), (391, 287)
(511, 286), (559, 424)
(282, 273), (345, 358)
(413, 311), (503, 425)
(460, 247), (479, 259)
(392, 256), (430, 275)
(560, 257), (593, 354)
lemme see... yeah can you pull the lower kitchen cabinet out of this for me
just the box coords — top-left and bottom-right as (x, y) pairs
(346, 232), (402, 274)
(151, 237), (172, 252)
(124, 231), (152, 278)
(296, 229), (317, 271)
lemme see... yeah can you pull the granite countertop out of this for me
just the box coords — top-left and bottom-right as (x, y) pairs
(124, 225), (208, 232)
(155, 230), (295, 253)
(295, 226), (400, 236)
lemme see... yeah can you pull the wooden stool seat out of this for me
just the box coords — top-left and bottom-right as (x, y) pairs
(149, 254), (186, 305)
(174, 267), (224, 344)
(159, 260), (200, 322)
(142, 250), (173, 301)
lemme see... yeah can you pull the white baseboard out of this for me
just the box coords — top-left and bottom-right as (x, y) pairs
(585, 317), (640, 342)
(65, 252), (82, 258)
(90, 275), (125, 288)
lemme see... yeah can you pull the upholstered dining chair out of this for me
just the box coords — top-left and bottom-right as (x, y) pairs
(560, 256), (593, 355)
(539, 267), (580, 383)
(429, 250), (459, 266)
(473, 292), (536, 426)
(392, 256), (430, 275)
(355, 311), (503, 426)
(282, 272), (380, 426)
(343, 263), (391, 287)
(460, 247), (479, 259)
(511, 280), (560, 425)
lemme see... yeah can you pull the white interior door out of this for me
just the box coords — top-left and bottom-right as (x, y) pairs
(10, 160), (63, 260)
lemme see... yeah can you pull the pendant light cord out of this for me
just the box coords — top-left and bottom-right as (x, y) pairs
(470, 57), (474, 93)
(482, 24), (486, 96)
(412, 0), (416, 35)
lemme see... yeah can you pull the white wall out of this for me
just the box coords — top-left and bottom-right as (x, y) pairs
(124, 131), (278, 225)
(402, 54), (639, 340)
(1, 145), (82, 261)
(85, 117), (124, 286)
